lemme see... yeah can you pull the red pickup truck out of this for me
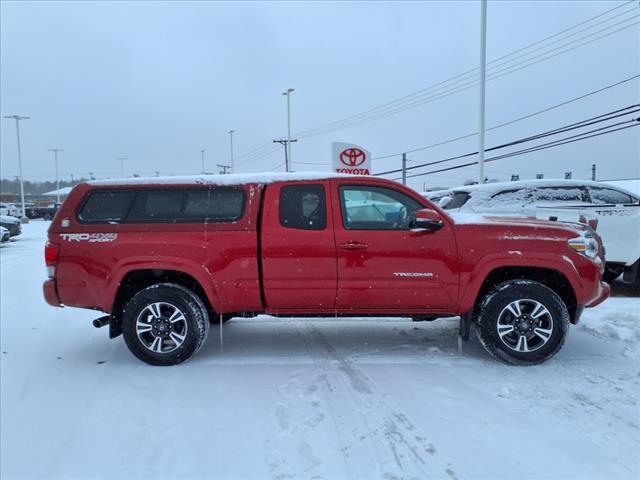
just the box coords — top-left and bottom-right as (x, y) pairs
(43, 173), (609, 366)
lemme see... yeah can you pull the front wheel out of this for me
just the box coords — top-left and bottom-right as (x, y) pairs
(122, 283), (210, 366)
(474, 280), (569, 365)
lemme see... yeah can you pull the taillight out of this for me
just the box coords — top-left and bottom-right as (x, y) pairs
(45, 241), (60, 278)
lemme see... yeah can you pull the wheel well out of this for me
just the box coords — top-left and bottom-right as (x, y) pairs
(109, 269), (214, 338)
(476, 267), (578, 323)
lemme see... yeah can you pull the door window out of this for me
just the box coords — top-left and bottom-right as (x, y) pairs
(279, 184), (327, 230)
(534, 186), (585, 203)
(339, 185), (422, 230)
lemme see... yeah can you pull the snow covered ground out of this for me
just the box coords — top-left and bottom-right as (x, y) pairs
(1, 220), (638, 480)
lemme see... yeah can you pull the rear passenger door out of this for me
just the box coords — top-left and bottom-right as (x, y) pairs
(260, 182), (337, 312)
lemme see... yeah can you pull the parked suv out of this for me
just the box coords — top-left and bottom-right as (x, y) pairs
(43, 173), (609, 366)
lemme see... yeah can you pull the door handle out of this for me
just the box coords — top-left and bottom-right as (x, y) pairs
(339, 241), (368, 250)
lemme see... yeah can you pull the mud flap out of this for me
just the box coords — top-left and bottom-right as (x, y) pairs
(219, 313), (224, 353)
(458, 312), (472, 354)
(108, 315), (122, 339)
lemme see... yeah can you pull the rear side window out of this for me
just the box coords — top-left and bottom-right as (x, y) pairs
(279, 184), (326, 230)
(78, 191), (136, 222)
(78, 188), (244, 223)
(588, 187), (637, 205)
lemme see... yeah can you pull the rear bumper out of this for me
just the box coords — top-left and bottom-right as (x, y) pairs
(43, 279), (61, 307)
(586, 281), (610, 308)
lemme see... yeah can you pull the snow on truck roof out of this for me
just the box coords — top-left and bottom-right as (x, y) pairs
(87, 171), (362, 187)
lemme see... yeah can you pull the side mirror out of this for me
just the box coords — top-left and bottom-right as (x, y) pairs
(410, 208), (444, 232)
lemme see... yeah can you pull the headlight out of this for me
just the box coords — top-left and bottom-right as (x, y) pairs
(568, 232), (599, 259)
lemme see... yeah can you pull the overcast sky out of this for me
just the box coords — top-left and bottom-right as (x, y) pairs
(1, 0), (638, 191)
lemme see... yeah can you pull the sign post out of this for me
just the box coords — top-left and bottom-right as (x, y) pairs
(332, 142), (371, 175)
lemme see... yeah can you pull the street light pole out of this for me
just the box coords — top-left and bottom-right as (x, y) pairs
(201, 149), (206, 174)
(477, 0), (488, 184)
(228, 130), (235, 173)
(282, 88), (294, 171)
(48, 149), (63, 204)
(116, 157), (127, 177)
(4, 115), (30, 223)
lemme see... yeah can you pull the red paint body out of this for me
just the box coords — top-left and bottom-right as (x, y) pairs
(43, 176), (609, 319)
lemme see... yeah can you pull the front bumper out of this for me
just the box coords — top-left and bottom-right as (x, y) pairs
(43, 279), (61, 307)
(586, 281), (610, 308)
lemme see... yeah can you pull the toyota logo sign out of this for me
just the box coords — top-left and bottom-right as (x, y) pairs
(332, 142), (371, 175)
(339, 148), (366, 167)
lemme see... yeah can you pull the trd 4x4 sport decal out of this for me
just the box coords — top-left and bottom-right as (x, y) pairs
(60, 233), (118, 243)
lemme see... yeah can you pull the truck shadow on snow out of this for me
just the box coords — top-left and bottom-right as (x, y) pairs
(192, 317), (492, 365)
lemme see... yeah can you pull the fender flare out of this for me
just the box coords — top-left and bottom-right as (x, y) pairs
(102, 257), (223, 314)
(457, 252), (582, 313)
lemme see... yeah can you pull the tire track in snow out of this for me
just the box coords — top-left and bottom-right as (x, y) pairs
(265, 320), (457, 480)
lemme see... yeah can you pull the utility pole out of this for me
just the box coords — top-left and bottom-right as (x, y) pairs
(477, 0), (487, 184)
(48, 149), (63, 204)
(228, 130), (235, 173)
(3, 115), (30, 223)
(201, 149), (206, 174)
(591, 164), (596, 181)
(282, 88), (295, 171)
(217, 164), (231, 174)
(402, 153), (407, 185)
(116, 157), (127, 177)
(273, 139), (298, 171)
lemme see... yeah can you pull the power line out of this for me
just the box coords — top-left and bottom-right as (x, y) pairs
(376, 105), (640, 176)
(373, 74), (640, 160)
(292, 5), (638, 138)
(234, 1), (638, 165)
(294, 19), (639, 139)
(400, 119), (639, 181)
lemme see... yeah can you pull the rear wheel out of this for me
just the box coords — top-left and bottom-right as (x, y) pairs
(42, 212), (53, 221)
(122, 283), (209, 366)
(474, 280), (569, 365)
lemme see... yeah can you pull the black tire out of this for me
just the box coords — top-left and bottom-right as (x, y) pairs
(122, 283), (209, 366)
(42, 213), (53, 221)
(474, 280), (569, 365)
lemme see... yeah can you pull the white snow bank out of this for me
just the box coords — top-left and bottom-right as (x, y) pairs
(579, 304), (640, 357)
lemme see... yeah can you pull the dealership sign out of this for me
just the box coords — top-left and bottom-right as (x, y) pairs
(332, 142), (371, 175)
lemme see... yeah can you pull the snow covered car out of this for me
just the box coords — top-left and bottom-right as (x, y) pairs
(0, 215), (22, 237)
(0, 203), (21, 217)
(0, 226), (10, 243)
(438, 180), (640, 283)
(437, 179), (637, 215)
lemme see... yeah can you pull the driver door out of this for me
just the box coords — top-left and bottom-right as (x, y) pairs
(331, 181), (459, 312)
